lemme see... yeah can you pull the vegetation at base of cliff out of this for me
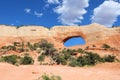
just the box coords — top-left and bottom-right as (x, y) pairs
(0, 54), (34, 65)
(36, 74), (62, 80)
(20, 53), (34, 65)
(102, 44), (118, 51)
(0, 55), (20, 65)
(0, 39), (118, 67)
(52, 49), (116, 67)
(38, 54), (45, 62)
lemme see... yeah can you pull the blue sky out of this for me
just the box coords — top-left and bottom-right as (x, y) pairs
(0, 0), (120, 46)
(0, 0), (120, 28)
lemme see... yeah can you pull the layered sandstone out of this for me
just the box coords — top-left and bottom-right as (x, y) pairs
(0, 23), (120, 49)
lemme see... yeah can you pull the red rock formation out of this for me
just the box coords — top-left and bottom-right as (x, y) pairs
(0, 23), (119, 49)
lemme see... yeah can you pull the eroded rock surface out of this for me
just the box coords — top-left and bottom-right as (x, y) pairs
(0, 23), (120, 49)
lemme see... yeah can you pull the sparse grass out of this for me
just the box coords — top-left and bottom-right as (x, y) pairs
(36, 73), (62, 80)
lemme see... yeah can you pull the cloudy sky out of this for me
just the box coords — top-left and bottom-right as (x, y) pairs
(0, 0), (120, 28)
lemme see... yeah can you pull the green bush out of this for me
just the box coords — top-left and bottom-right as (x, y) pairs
(43, 48), (57, 56)
(1, 55), (19, 65)
(85, 46), (89, 50)
(68, 52), (103, 67)
(33, 43), (40, 50)
(69, 58), (79, 67)
(0, 40), (117, 67)
(39, 39), (54, 49)
(20, 54), (34, 65)
(77, 56), (86, 66)
(103, 55), (115, 62)
(39, 39), (57, 56)
(77, 48), (84, 53)
(52, 54), (67, 65)
(85, 52), (102, 63)
(1, 46), (8, 49)
(1, 45), (16, 51)
(92, 45), (96, 47)
(102, 44), (111, 49)
(13, 42), (20, 46)
(61, 49), (75, 55)
(41, 74), (62, 80)
(75, 52), (102, 67)
(38, 55), (45, 62)
(28, 44), (35, 51)
(17, 47), (24, 53)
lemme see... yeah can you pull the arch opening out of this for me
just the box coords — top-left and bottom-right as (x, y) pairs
(63, 36), (86, 47)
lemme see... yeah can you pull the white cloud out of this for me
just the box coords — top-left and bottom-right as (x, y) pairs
(34, 11), (43, 17)
(54, 0), (89, 25)
(11, 24), (14, 26)
(106, 0), (120, 3)
(24, 8), (43, 18)
(47, 0), (59, 4)
(91, 0), (120, 27)
(44, 4), (49, 8)
(24, 8), (31, 14)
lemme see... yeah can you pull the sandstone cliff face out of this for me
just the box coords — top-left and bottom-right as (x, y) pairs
(0, 23), (120, 49)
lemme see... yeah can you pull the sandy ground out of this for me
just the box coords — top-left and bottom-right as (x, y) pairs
(0, 62), (120, 80)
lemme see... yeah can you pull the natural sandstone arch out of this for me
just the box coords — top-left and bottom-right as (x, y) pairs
(50, 26), (87, 46)
(63, 36), (86, 47)
(0, 23), (119, 48)
(63, 36), (86, 43)
(60, 33), (86, 47)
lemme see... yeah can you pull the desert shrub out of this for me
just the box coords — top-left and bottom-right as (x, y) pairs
(57, 56), (67, 65)
(52, 54), (67, 65)
(20, 54), (34, 65)
(41, 74), (62, 80)
(59, 49), (73, 60)
(77, 48), (84, 53)
(7, 45), (16, 51)
(17, 42), (24, 47)
(17, 47), (24, 53)
(39, 39), (54, 49)
(103, 55), (116, 62)
(33, 43), (40, 50)
(77, 56), (95, 66)
(1, 45), (16, 51)
(38, 54), (45, 62)
(26, 42), (35, 51)
(13, 42), (20, 46)
(92, 45), (96, 47)
(61, 49), (75, 55)
(26, 42), (31, 47)
(38, 40), (57, 56)
(76, 52), (102, 66)
(85, 52), (102, 62)
(28, 44), (35, 51)
(77, 56), (86, 66)
(69, 58), (79, 67)
(1, 46), (8, 49)
(63, 53), (71, 60)
(102, 44), (111, 49)
(1, 55), (19, 65)
(85, 46), (89, 50)
(53, 49), (117, 67)
(43, 48), (57, 56)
